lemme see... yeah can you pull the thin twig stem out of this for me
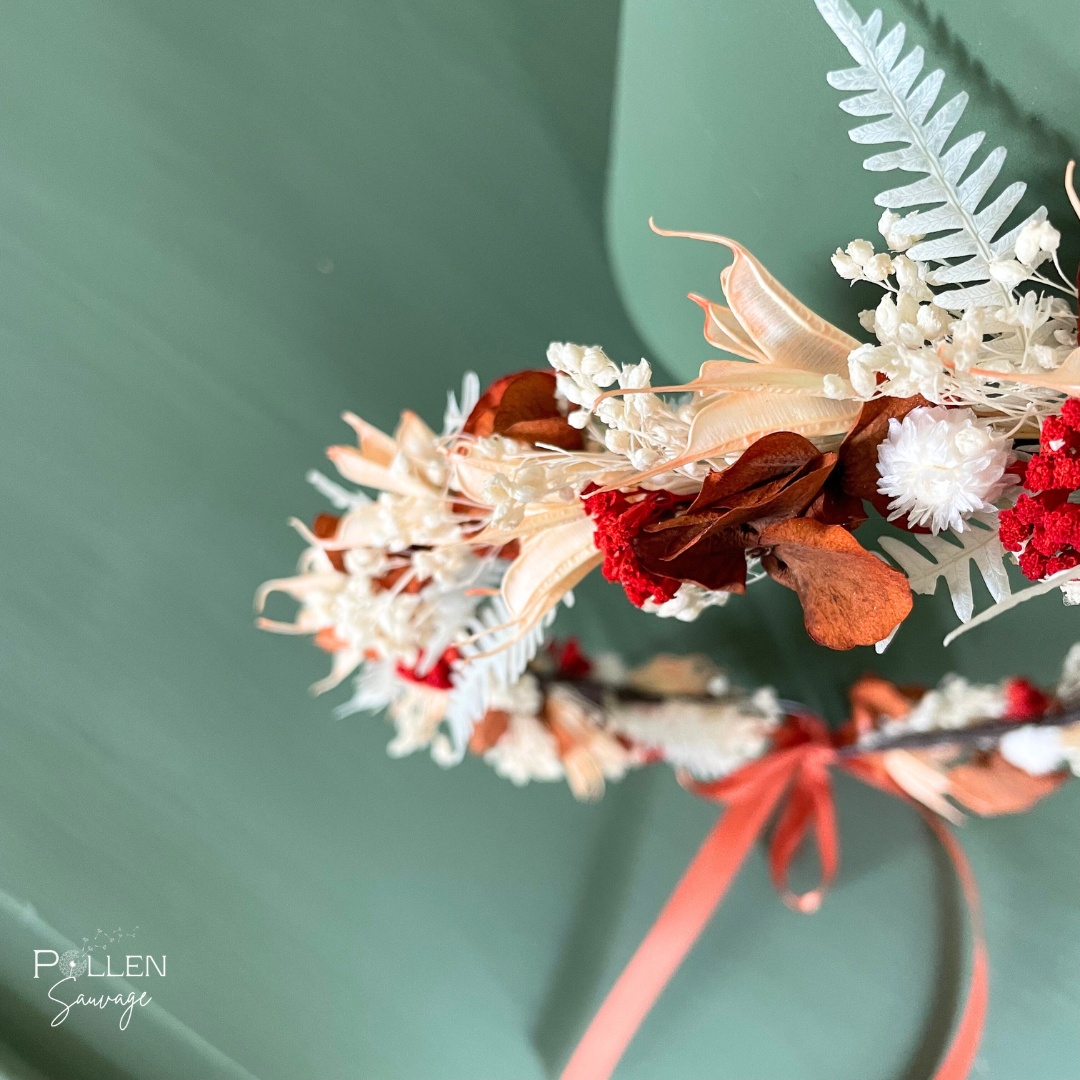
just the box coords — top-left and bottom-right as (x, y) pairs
(537, 673), (1076, 756)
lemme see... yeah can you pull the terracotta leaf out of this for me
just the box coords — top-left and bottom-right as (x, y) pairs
(469, 709), (510, 754)
(463, 370), (583, 449)
(633, 524), (749, 593)
(759, 517), (913, 649)
(847, 674), (915, 738)
(804, 485), (868, 530)
(689, 431), (821, 510)
(833, 394), (932, 520)
(948, 751), (1068, 816)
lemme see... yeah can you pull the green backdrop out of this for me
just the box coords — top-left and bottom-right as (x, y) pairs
(0, 1), (1075, 1078)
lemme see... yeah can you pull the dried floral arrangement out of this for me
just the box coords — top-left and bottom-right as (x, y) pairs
(256, 2), (1078, 1077)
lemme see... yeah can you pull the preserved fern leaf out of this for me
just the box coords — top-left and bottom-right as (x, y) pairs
(442, 599), (556, 760)
(814, 0), (1045, 310)
(878, 512), (1010, 623)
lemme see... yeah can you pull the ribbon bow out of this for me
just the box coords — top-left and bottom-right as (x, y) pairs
(559, 713), (987, 1080)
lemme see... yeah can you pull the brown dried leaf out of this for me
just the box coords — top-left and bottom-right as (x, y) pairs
(469, 709), (510, 754)
(464, 370), (583, 449)
(688, 431), (822, 511)
(804, 486), (869, 530)
(633, 523), (749, 593)
(759, 517), (913, 650)
(647, 456), (836, 554)
(312, 513), (347, 572)
(502, 416), (582, 450)
(848, 674), (915, 733)
(835, 394), (932, 515)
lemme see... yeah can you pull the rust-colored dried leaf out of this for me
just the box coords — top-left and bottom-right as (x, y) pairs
(372, 565), (429, 594)
(759, 517), (913, 649)
(948, 751), (1068, 816)
(649, 455), (837, 553)
(835, 394), (932, 517)
(633, 524), (749, 593)
(463, 370), (583, 449)
(462, 372), (518, 438)
(689, 431), (821, 511)
(469, 709), (510, 754)
(736, 457), (836, 526)
(804, 486), (869, 530)
(502, 416), (582, 449)
(313, 513), (347, 572)
(847, 674), (915, 739)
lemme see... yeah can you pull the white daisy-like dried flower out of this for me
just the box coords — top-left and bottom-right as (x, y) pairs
(876, 406), (1013, 534)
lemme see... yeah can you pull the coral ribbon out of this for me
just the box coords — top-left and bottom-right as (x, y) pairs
(559, 719), (987, 1080)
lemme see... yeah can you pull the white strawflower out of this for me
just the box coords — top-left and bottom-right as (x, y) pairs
(876, 406), (1013, 534)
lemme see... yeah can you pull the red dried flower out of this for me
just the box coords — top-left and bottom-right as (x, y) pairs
(999, 401), (1080, 580)
(581, 485), (682, 607)
(549, 638), (593, 680)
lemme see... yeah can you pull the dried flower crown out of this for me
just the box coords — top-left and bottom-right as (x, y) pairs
(257, 0), (1079, 797)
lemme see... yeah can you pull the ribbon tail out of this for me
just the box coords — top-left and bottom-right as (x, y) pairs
(843, 761), (988, 1080)
(559, 758), (795, 1080)
(923, 812), (989, 1080)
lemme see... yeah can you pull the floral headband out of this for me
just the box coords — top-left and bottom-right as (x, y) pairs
(255, 2), (1078, 1077)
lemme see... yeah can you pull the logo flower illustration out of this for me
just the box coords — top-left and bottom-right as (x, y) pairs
(56, 948), (88, 980)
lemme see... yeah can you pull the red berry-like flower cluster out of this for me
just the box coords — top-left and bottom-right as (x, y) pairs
(999, 399), (1080, 581)
(397, 646), (459, 690)
(581, 484), (682, 608)
(1002, 677), (1052, 721)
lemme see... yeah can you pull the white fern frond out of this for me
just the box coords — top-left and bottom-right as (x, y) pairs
(443, 370), (480, 436)
(815, 0), (1045, 309)
(305, 468), (371, 510)
(943, 564), (1080, 647)
(441, 598), (556, 761)
(878, 512), (1010, 623)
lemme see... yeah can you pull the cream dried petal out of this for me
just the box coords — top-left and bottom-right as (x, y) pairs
(341, 412), (397, 467)
(650, 223), (859, 375)
(500, 516), (601, 626)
